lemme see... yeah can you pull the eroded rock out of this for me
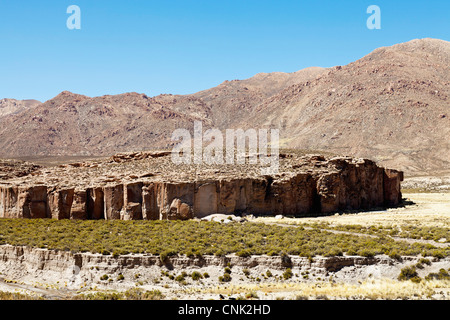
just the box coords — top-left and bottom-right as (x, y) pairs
(0, 153), (403, 220)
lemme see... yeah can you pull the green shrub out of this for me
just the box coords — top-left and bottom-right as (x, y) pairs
(214, 249), (226, 257)
(431, 250), (445, 259)
(219, 273), (231, 282)
(159, 249), (176, 263)
(191, 271), (203, 281)
(324, 248), (343, 257)
(419, 258), (431, 266)
(283, 268), (293, 280)
(159, 252), (168, 262)
(425, 268), (450, 281)
(398, 266), (419, 281)
(359, 249), (375, 258)
(175, 274), (185, 282)
(112, 250), (121, 258)
(185, 250), (195, 257)
(236, 249), (252, 257)
(388, 251), (402, 260)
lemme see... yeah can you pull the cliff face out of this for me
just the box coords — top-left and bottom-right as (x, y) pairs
(0, 245), (278, 275)
(0, 154), (403, 220)
(0, 244), (419, 284)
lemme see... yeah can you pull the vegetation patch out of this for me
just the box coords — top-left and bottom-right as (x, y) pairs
(425, 268), (450, 281)
(303, 222), (450, 243)
(0, 218), (448, 258)
(398, 266), (420, 282)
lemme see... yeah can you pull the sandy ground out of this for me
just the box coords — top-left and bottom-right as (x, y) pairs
(253, 192), (450, 229)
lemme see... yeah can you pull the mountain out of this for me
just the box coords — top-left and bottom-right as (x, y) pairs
(190, 67), (326, 128)
(241, 38), (449, 174)
(0, 91), (209, 156)
(0, 38), (448, 175)
(0, 68), (325, 158)
(0, 98), (41, 118)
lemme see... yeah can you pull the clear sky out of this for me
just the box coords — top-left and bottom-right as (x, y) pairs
(0, 0), (448, 102)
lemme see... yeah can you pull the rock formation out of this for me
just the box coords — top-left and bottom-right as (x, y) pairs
(0, 151), (403, 220)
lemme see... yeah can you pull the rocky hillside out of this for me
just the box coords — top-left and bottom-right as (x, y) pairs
(0, 38), (448, 175)
(244, 38), (450, 174)
(191, 67), (326, 128)
(0, 99), (40, 118)
(0, 68), (324, 158)
(0, 91), (207, 156)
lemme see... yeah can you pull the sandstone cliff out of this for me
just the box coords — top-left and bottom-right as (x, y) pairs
(0, 152), (403, 220)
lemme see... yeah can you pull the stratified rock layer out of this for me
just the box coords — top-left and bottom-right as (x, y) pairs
(0, 152), (403, 220)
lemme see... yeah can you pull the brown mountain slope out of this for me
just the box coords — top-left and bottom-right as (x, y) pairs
(0, 98), (41, 118)
(0, 67), (325, 158)
(243, 38), (450, 174)
(0, 91), (210, 156)
(0, 38), (448, 175)
(190, 67), (326, 128)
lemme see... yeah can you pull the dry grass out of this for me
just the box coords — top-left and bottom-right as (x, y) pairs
(201, 279), (450, 300)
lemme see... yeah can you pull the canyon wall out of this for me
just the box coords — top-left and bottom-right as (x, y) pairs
(0, 157), (403, 220)
(0, 244), (419, 282)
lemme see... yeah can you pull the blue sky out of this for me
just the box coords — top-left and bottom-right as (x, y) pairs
(0, 0), (448, 102)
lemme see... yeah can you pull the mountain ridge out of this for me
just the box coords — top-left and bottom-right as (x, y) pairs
(0, 38), (448, 175)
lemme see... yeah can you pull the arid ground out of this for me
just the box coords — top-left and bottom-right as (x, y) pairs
(0, 185), (448, 300)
